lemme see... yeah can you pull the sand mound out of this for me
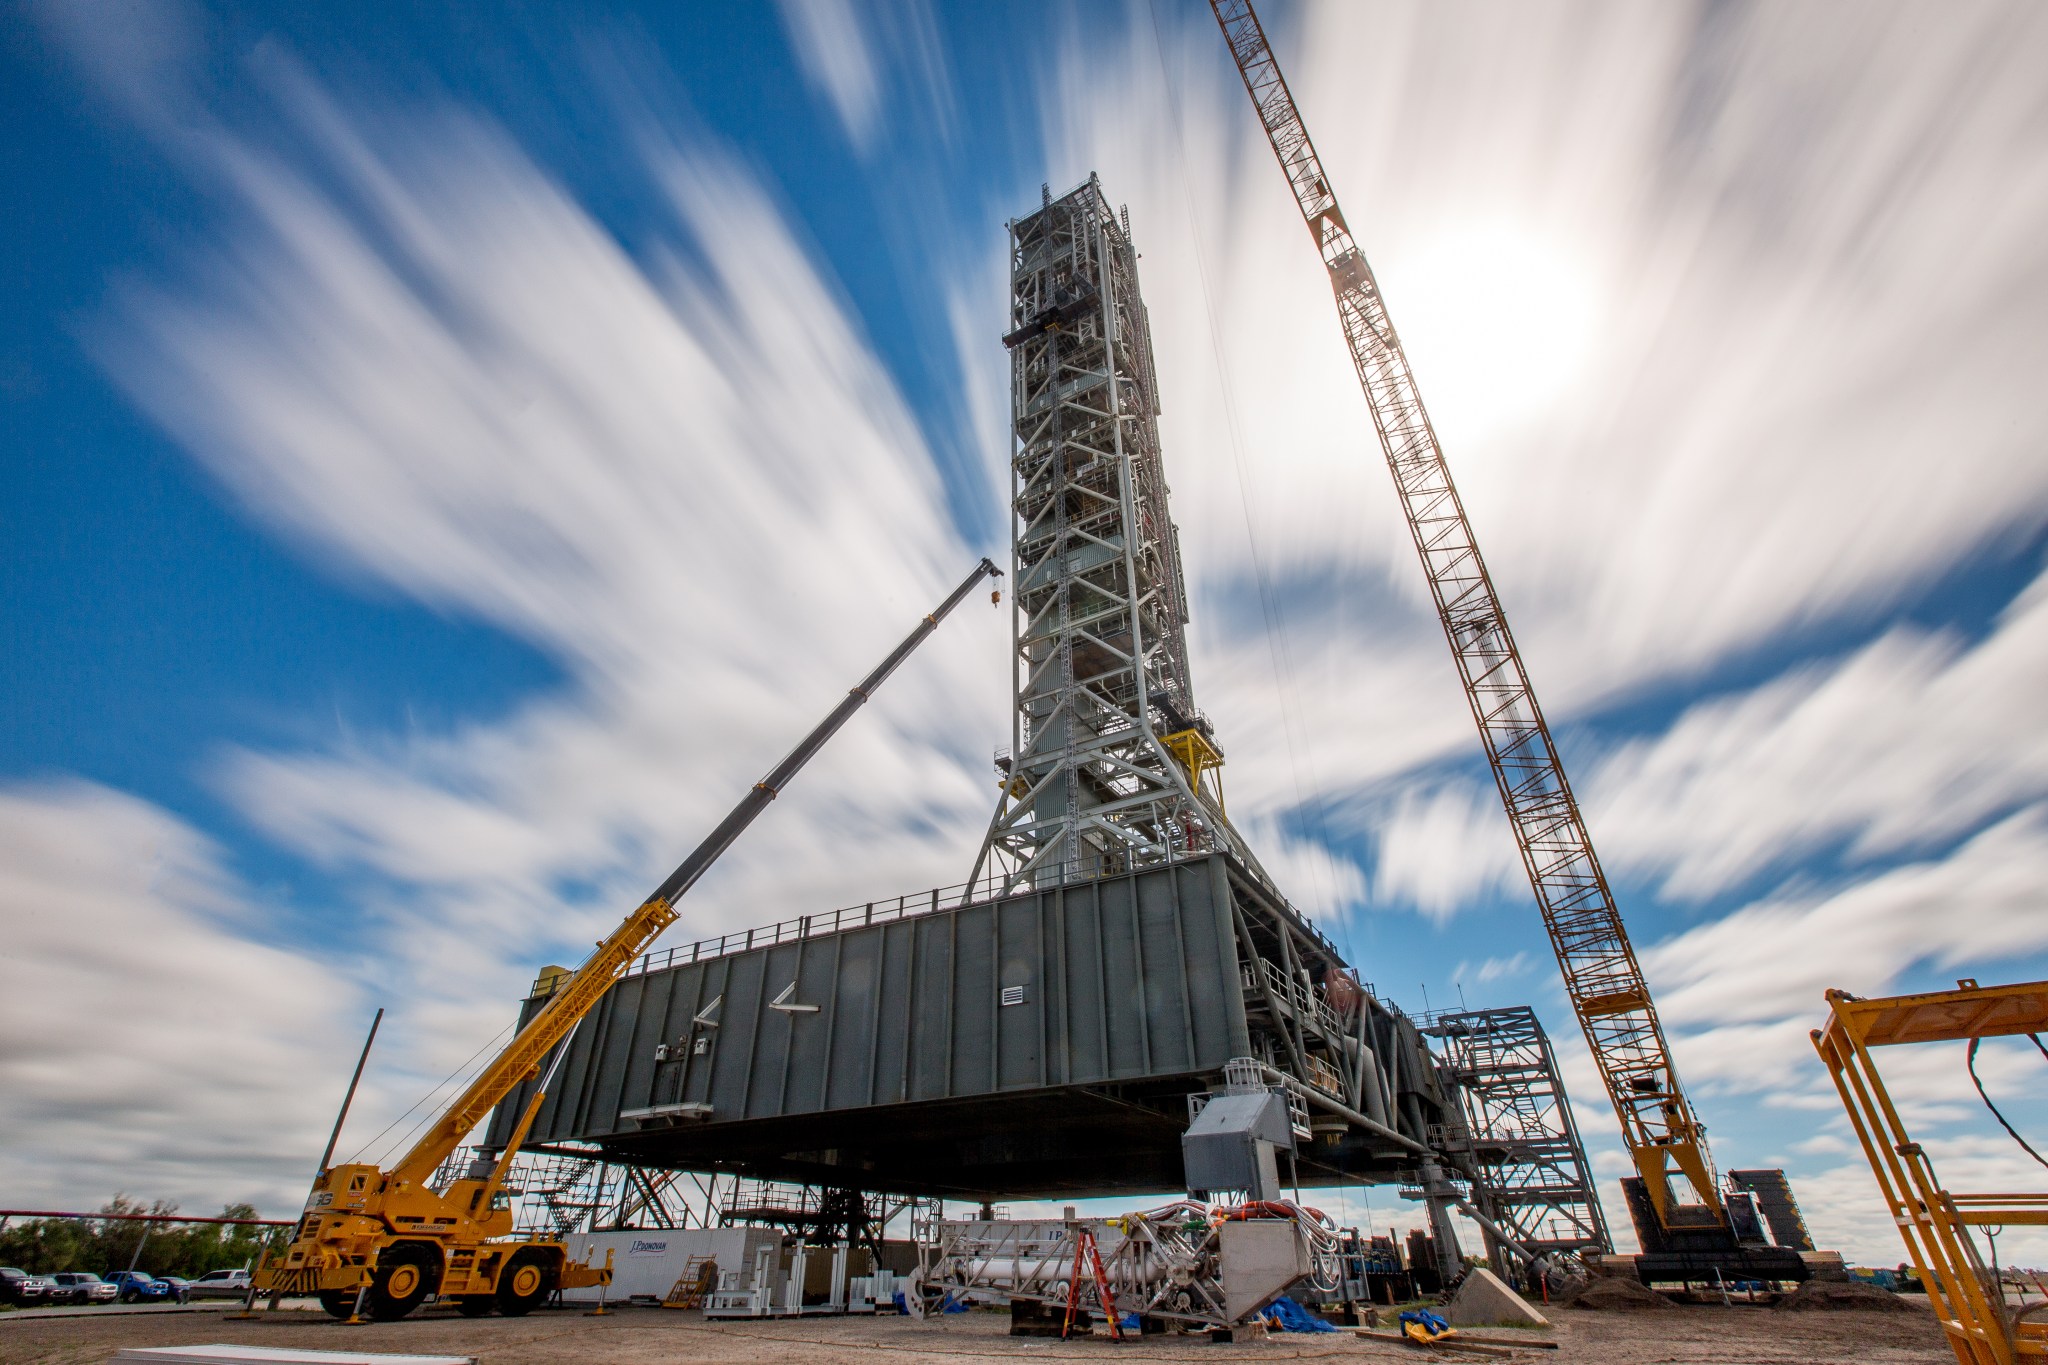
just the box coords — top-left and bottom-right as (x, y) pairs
(1558, 1276), (1678, 1311)
(1776, 1278), (1915, 1312)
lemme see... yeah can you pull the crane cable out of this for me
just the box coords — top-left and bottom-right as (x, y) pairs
(1141, 0), (1358, 969)
(1966, 1033), (2048, 1174)
(345, 1020), (515, 1169)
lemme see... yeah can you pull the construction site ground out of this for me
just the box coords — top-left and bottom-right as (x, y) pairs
(0, 1298), (1954, 1364)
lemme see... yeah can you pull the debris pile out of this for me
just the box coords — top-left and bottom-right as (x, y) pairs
(1775, 1278), (1915, 1312)
(1557, 1276), (1678, 1311)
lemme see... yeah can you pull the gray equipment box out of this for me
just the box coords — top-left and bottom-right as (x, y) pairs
(1181, 1090), (1295, 1200)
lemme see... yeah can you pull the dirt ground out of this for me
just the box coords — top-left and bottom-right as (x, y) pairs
(0, 1299), (1956, 1365)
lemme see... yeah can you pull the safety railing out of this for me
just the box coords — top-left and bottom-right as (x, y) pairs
(612, 847), (1360, 984)
(1240, 956), (1350, 1039)
(619, 874), (1006, 980)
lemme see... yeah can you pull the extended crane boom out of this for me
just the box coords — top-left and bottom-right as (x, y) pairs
(259, 557), (1002, 1321)
(1208, 0), (1719, 1231)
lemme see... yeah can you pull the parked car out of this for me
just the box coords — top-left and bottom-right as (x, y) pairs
(157, 1275), (194, 1303)
(104, 1271), (176, 1304)
(1, 1267), (50, 1306)
(184, 1268), (254, 1300)
(47, 1272), (119, 1305)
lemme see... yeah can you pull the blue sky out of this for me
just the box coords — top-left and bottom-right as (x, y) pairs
(6, 0), (2048, 1265)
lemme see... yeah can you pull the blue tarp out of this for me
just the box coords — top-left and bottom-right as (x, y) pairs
(1264, 1296), (1337, 1333)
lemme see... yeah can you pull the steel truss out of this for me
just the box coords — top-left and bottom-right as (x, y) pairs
(969, 177), (1260, 895)
(1210, 0), (1721, 1224)
(719, 1181), (914, 1255)
(1430, 1007), (1610, 1275)
(433, 1147), (766, 1238)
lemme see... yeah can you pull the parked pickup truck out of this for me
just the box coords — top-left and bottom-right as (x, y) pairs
(48, 1272), (119, 1305)
(105, 1270), (178, 1303)
(1, 1267), (50, 1305)
(184, 1268), (254, 1300)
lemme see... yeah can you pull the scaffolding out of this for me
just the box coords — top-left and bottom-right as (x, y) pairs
(430, 1148), (748, 1237)
(1430, 1006), (1611, 1276)
(969, 177), (1262, 894)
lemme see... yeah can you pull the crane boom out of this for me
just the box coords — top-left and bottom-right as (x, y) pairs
(260, 557), (1003, 1320)
(1208, 0), (1719, 1225)
(392, 555), (1005, 1188)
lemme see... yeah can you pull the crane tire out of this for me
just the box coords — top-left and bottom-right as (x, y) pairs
(367, 1244), (437, 1321)
(494, 1250), (552, 1317)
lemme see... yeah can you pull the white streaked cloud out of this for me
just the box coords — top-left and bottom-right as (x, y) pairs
(0, 781), (355, 1211)
(1473, 953), (1528, 985)
(100, 63), (1008, 920)
(1588, 569), (2048, 900)
(773, 0), (954, 152)
(14, 48), (1011, 1201)
(1036, 1), (2048, 826)
(1353, 780), (1521, 924)
(1643, 806), (2048, 1036)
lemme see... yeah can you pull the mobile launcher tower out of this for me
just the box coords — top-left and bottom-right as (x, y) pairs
(488, 178), (1606, 1278)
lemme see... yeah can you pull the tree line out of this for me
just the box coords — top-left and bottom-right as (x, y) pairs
(0, 1196), (289, 1279)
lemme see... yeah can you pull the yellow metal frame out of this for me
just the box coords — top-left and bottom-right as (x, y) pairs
(1162, 727), (1225, 814)
(1813, 979), (2048, 1365)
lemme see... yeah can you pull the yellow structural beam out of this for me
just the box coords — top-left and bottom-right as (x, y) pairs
(1813, 979), (2048, 1365)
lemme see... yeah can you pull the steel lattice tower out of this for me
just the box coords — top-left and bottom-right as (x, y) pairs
(1431, 1007), (1611, 1272)
(1211, 0), (1726, 1229)
(969, 177), (1255, 894)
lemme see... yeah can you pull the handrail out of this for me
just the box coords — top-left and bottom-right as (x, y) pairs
(614, 874), (1005, 982)
(1239, 956), (1351, 1039)
(598, 849), (1354, 989)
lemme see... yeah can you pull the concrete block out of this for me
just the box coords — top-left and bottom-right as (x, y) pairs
(1218, 1220), (1309, 1322)
(1443, 1266), (1551, 1329)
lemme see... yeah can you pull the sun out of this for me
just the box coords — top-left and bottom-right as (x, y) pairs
(1379, 221), (1600, 442)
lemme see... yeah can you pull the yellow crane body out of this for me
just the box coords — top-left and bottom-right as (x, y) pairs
(253, 558), (1002, 1320)
(255, 892), (678, 1316)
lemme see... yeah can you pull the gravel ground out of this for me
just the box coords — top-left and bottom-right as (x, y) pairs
(0, 1299), (1956, 1365)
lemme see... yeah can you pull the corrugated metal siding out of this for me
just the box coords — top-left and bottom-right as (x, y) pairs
(498, 858), (1245, 1147)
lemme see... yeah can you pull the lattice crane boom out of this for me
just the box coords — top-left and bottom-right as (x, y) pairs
(1209, 0), (1721, 1226)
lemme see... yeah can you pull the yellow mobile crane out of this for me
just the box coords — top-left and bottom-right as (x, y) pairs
(257, 559), (1002, 1321)
(1209, 0), (1751, 1259)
